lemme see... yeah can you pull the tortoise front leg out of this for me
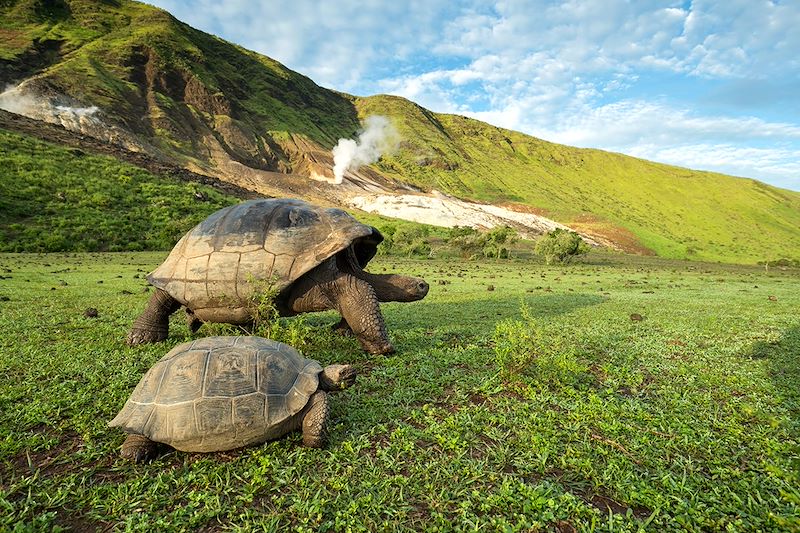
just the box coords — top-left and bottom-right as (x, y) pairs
(334, 275), (394, 354)
(126, 288), (181, 345)
(286, 260), (394, 355)
(301, 391), (330, 448)
(289, 275), (393, 354)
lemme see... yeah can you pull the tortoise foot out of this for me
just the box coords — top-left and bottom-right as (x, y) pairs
(360, 339), (395, 355)
(126, 327), (168, 346)
(120, 434), (162, 463)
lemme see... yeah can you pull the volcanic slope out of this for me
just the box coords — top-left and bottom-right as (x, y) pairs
(2, 0), (799, 264)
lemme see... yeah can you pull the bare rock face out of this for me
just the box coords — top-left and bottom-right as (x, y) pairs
(348, 192), (603, 244)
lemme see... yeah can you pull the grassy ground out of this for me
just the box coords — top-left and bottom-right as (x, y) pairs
(0, 252), (798, 531)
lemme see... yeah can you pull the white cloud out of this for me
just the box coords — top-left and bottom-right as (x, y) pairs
(533, 100), (800, 146)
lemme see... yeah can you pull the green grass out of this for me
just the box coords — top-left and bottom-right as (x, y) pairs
(0, 128), (240, 252)
(1, 252), (798, 531)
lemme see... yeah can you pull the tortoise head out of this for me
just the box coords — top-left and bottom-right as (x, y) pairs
(340, 228), (430, 302)
(319, 364), (357, 392)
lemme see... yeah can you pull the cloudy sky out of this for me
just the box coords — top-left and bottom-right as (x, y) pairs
(147, 0), (800, 191)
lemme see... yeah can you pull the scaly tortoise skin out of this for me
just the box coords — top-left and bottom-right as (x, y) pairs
(126, 198), (429, 354)
(109, 336), (356, 461)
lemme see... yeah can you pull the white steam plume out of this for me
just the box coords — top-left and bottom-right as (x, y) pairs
(332, 115), (399, 184)
(0, 84), (100, 131)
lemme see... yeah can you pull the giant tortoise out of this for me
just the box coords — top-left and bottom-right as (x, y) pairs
(110, 336), (356, 462)
(126, 198), (429, 354)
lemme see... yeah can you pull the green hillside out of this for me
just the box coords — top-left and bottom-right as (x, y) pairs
(0, 128), (239, 251)
(356, 95), (800, 263)
(0, 0), (360, 169)
(0, 126), (442, 253)
(2, 0), (799, 264)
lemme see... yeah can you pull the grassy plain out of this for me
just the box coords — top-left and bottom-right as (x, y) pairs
(0, 252), (798, 531)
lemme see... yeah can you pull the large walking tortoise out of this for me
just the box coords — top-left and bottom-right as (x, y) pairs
(127, 198), (429, 354)
(110, 336), (357, 462)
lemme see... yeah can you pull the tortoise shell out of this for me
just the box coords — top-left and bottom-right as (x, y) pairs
(109, 336), (323, 452)
(147, 198), (382, 311)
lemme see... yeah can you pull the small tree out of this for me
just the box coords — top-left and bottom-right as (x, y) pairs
(534, 228), (589, 264)
(447, 226), (518, 260)
(448, 226), (483, 258)
(482, 226), (518, 260)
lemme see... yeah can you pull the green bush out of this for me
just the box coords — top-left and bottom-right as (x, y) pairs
(384, 225), (431, 257)
(482, 226), (518, 260)
(448, 226), (483, 259)
(493, 305), (590, 387)
(534, 228), (589, 264)
(448, 225), (518, 259)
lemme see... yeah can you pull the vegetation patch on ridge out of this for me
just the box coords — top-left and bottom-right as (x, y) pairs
(0, 128), (238, 252)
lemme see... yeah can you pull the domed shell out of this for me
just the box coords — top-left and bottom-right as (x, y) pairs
(147, 198), (382, 310)
(109, 336), (323, 452)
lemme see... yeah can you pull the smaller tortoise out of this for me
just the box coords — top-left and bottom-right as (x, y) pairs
(109, 336), (356, 462)
(127, 198), (429, 354)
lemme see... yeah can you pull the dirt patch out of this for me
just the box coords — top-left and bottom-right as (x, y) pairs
(568, 218), (654, 256)
(468, 393), (487, 405)
(8, 429), (84, 480)
(51, 510), (115, 533)
(553, 521), (577, 533)
(497, 201), (554, 218)
(585, 492), (651, 519)
(195, 521), (228, 532)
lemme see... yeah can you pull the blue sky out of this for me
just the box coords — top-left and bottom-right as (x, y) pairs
(146, 0), (800, 191)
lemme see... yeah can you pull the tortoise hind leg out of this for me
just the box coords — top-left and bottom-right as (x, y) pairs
(126, 288), (181, 345)
(120, 434), (163, 462)
(301, 391), (330, 448)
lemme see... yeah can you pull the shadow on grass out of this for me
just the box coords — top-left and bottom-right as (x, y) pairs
(388, 292), (607, 332)
(748, 325), (800, 430)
